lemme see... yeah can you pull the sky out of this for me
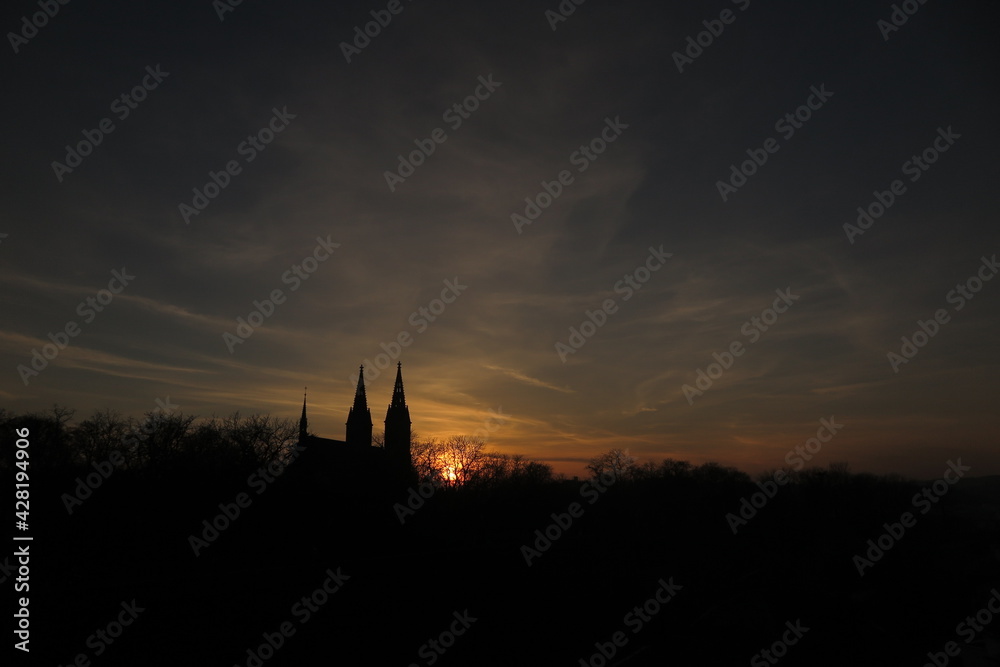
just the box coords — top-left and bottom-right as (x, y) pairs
(2, 0), (998, 479)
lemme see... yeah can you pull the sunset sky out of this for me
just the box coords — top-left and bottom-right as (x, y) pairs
(2, 0), (998, 478)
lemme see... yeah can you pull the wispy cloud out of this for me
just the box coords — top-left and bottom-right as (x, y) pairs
(484, 365), (575, 394)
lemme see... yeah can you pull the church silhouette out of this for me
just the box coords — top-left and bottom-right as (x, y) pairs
(294, 362), (415, 491)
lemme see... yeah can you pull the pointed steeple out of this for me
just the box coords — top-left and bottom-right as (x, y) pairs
(346, 366), (373, 447)
(389, 362), (406, 409)
(384, 362), (411, 463)
(351, 367), (369, 413)
(299, 387), (308, 442)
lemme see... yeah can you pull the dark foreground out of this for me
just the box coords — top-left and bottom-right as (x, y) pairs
(9, 452), (1000, 667)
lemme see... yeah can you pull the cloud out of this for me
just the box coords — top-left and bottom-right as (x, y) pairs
(483, 364), (575, 394)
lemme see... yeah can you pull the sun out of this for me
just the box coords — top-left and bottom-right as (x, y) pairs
(434, 454), (461, 485)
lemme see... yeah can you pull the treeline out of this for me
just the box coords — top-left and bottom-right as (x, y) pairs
(580, 446), (907, 488)
(1, 406), (917, 497)
(409, 435), (555, 489)
(0, 405), (561, 494)
(0, 404), (296, 474)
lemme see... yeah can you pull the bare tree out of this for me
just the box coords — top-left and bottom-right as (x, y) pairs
(410, 434), (552, 488)
(659, 458), (693, 479)
(218, 412), (297, 467)
(1, 406), (76, 471)
(438, 435), (488, 486)
(468, 452), (554, 489)
(690, 461), (749, 484)
(410, 437), (445, 483)
(630, 460), (660, 482)
(180, 416), (233, 469)
(586, 448), (637, 482)
(128, 411), (196, 470)
(73, 408), (130, 465)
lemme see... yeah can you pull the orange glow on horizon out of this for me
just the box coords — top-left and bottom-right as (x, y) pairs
(434, 454), (460, 485)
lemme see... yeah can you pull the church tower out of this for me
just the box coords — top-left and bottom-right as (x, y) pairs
(384, 362), (412, 466)
(299, 387), (308, 444)
(345, 366), (373, 447)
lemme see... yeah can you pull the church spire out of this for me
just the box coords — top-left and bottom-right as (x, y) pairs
(352, 366), (370, 413)
(384, 362), (411, 467)
(346, 366), (373, 447)
(299, 387), (308, 442)
(389, 361), (406, 409)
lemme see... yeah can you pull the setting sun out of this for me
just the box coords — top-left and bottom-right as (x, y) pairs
(435, 455), (460, 485)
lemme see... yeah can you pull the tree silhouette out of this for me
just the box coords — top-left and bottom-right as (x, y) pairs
(586, 447), (637, 481)
(0, 404), (76, 470)
(436, 435), (487, 486)
(73, 408), (130, 465)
